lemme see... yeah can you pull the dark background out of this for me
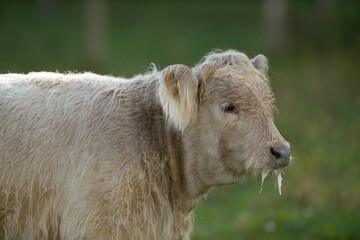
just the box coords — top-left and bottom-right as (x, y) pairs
(1, 0), (359, 239)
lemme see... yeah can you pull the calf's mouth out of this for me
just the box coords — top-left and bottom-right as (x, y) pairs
(260, 143), (292, 195)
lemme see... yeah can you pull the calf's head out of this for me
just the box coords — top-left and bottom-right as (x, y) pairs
(159, 50), (290, 195)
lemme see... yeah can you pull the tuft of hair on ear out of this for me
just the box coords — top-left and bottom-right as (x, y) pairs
(251, 54), (268, 76)
(158, 64), (200, 131)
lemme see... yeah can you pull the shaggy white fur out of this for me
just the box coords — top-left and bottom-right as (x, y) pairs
(0, 50), (290, 240)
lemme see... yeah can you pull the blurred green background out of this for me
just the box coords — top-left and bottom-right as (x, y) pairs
(1, 0), (359, 239)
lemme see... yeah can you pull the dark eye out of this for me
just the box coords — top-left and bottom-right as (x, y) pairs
(220, 102), (236, 113)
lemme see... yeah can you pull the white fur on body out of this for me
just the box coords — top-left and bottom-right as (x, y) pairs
(0, 50), (289, 239)
(0, 72), (185, 239)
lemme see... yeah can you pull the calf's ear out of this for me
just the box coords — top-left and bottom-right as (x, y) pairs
(159, 64), (200, 131)
(251, 54), (268, 75)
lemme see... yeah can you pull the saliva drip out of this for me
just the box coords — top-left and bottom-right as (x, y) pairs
(260, 170), (270, 194)
(260, 170), (284, 195)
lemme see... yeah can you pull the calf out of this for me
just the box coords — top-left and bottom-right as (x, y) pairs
(0, 50), (290, 240)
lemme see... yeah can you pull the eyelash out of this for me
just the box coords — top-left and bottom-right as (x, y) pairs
(220, 102), (236, 113)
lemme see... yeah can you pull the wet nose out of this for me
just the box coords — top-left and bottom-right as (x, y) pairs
(270, 145), (291, 167)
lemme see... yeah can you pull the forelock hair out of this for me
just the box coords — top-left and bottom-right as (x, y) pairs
(193, 50), (270, 100)
(193, 50), (251, 78)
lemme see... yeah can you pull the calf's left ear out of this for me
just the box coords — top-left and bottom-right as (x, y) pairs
(159, 64), (200, 131)
(251, 54), (268, 75)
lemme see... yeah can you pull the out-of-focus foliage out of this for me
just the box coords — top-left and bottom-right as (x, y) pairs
(0, 1), (359, 239)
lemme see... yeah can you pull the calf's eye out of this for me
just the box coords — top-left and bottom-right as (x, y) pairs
(220, 102), (236, 113)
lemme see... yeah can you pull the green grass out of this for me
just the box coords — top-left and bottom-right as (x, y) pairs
(0, 1), (359, 239)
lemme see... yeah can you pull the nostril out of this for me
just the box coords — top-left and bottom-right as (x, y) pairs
(271, 145), (291, 167)
(270, 147), (281, 159)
